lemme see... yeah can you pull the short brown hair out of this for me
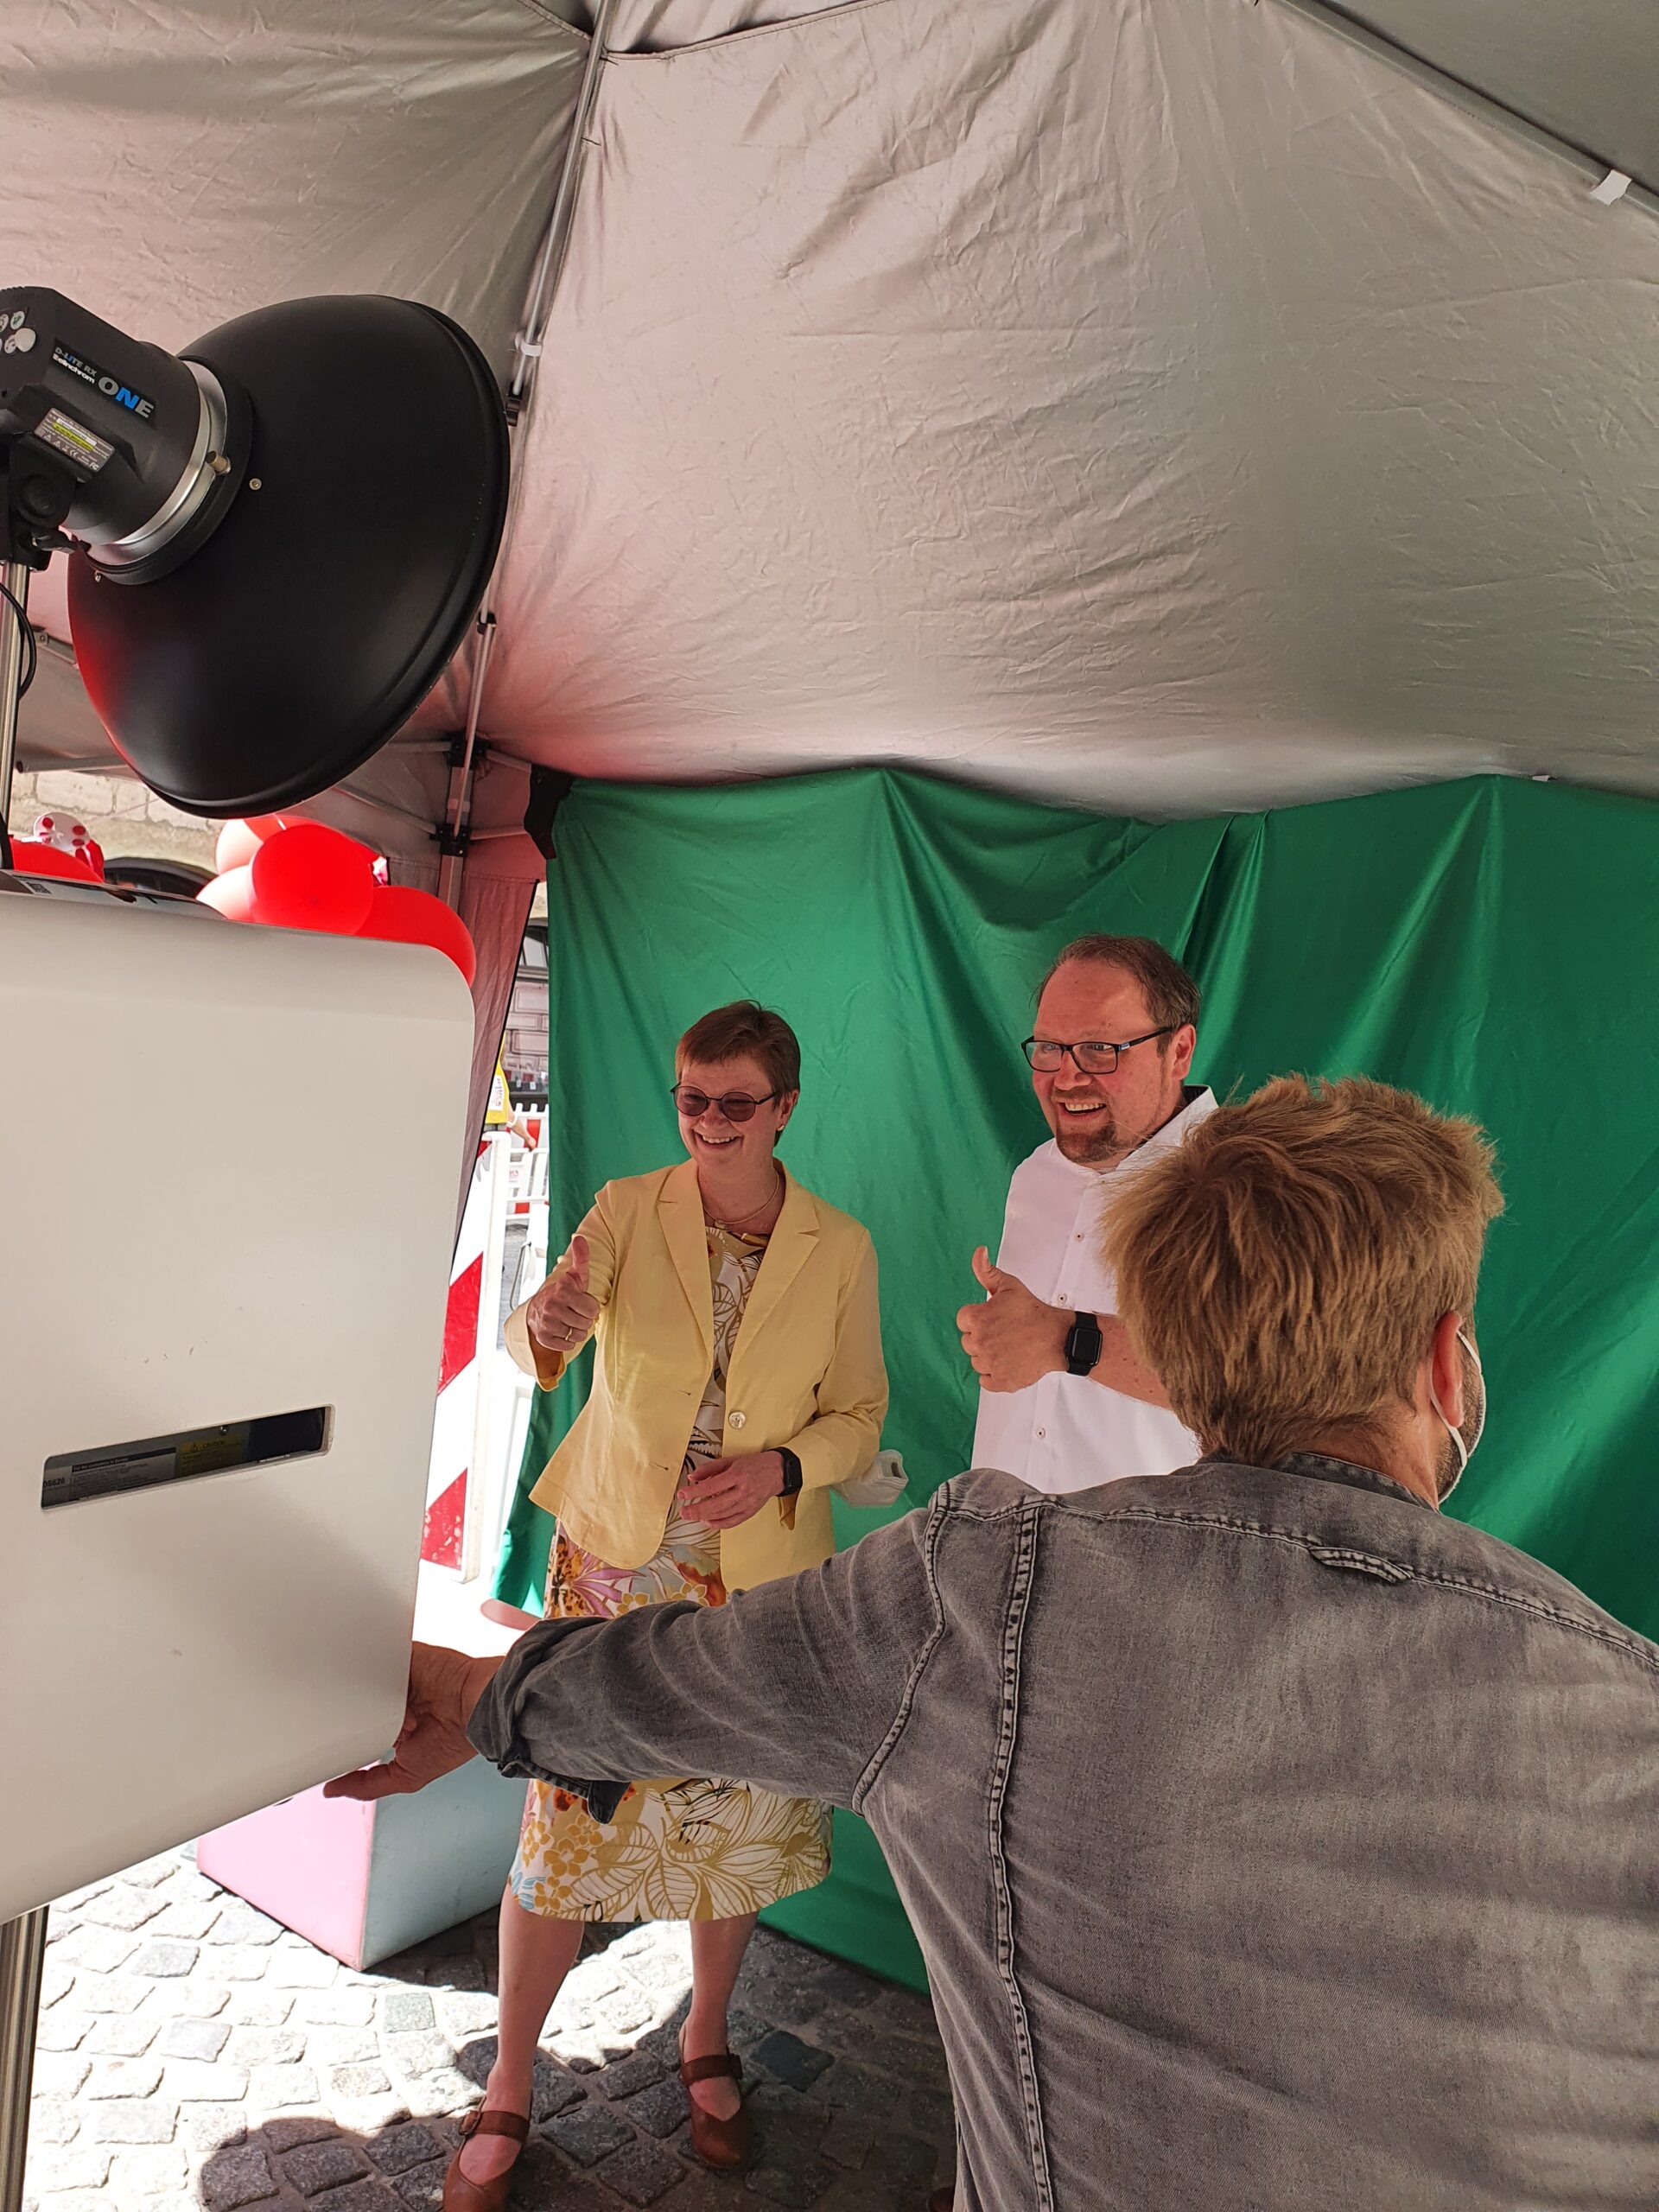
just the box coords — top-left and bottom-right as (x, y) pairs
(1104, 1075), (1503, 1467)
(677, 1001), (801, 1096)
(1041, 936), (1200, 1034)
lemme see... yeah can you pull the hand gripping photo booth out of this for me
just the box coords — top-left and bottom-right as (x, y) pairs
(0, 285), (507, 2206)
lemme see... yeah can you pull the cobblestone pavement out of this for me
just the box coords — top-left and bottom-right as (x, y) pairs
(25, 1848), (955, 2212)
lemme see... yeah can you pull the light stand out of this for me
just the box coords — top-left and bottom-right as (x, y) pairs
(0, 384), (78, 864)
(0, 524), (41, 2212)
(0, 1911), (45, 2212)
(0, 558), (27, 861)
(0, 474), (48, 2212)
(0, 425), (63, 867)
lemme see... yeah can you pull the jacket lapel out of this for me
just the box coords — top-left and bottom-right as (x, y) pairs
(658, 1161), (714, 1362)
(732, 1168), (819, 1360)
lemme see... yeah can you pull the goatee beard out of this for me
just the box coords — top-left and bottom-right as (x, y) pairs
(1054, 1106), (1120, 1164)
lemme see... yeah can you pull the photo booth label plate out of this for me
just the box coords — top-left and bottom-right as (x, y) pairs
(41, 1406), (330, 1509)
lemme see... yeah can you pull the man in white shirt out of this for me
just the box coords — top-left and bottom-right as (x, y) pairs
(957, 935), (1216, 1493)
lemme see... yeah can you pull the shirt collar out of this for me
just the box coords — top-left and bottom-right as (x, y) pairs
(1273, 1451), (1430, 1511)
(1122, 1084), (1215, 1171)
(1043, 1084), (1217, 1185)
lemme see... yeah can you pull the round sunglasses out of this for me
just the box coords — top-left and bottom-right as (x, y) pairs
(671, 1083), (781, 1123)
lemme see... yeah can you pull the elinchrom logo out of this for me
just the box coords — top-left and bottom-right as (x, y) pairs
(51, 342), (155, 422)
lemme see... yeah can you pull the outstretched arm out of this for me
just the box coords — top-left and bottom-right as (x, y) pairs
(330, 1503), (942, 1813)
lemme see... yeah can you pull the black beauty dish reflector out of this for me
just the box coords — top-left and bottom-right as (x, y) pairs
(0, 288), (509, 817)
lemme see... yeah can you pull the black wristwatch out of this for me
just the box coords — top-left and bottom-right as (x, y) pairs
(776, 1447), (804, 1497)
(1064, 1310), (1103, 1376)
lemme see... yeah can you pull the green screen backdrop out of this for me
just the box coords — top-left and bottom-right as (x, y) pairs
(494, 768), (1659, 1990)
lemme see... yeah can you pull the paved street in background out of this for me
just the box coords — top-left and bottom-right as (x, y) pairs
(26, 1849), (953, 2212)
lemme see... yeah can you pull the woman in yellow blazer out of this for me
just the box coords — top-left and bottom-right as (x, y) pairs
(448, 1001), (886, 2208)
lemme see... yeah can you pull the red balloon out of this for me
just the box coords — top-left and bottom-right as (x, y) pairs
(7, 839), (93, 880)
(214, 814), (287, 874)
(249, 823), (377, 935)
(197, 865), (258, 921)
(355, 885), (477, 986)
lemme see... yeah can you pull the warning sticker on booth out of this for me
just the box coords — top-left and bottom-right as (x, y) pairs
(178, 1427), (251, 1479)
(35, 408), (114, 471)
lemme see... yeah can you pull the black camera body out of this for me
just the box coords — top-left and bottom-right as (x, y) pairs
(0, 286), (246, 580)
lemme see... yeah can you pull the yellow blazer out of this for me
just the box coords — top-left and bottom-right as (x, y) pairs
(504, 1160), (887, 1593)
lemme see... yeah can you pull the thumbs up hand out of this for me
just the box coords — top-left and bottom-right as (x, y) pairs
(527, 1232), (601, 1353)
(957, 1245), (1070, 1394)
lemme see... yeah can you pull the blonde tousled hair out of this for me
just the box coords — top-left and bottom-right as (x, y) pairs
(1104, 1075), (1503, 1467)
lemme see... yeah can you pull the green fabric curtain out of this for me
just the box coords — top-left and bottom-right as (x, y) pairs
(495, 767), (1659, 1989)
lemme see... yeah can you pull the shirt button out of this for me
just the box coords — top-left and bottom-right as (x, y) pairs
(1075, 1232), (1084, 1241)
(1036, 1427), (1046, 1440)
(729, 1411), (747, 1430)
(1056, 1294), (1069, 1306)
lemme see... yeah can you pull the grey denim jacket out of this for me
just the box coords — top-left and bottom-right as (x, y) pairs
(470, 1457), (1659, 2211)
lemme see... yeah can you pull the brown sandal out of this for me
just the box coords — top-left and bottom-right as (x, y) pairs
(442, 2107), (531, 2212)
(679, 2031), (753, 2171)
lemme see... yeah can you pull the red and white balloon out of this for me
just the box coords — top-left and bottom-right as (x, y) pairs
(9, 812), (105, 881)
(194, 818), (476, 982)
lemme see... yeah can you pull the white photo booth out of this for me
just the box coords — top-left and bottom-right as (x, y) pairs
(0, 883), (474, 1924)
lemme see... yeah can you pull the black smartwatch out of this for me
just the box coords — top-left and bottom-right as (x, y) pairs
(776, 1447), (804, 1497)
(1064, 1310), (1103, 1376)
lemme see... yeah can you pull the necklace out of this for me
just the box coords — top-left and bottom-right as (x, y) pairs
(704, 1164), (784, 1232)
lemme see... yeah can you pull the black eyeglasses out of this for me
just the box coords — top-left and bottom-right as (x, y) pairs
(1022, 1027), (1179, 1076)
(671, 1084), (781, 1123)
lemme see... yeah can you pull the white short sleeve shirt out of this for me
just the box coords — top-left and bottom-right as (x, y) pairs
(970, 1088), (1217, 1495)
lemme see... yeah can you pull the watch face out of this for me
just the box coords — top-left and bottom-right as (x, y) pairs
(1067, 1314), (1103, 1371)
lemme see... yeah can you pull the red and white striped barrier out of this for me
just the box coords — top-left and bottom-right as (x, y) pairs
(421, 1134), (504, 1570)
(507, 1115), (543, 1218)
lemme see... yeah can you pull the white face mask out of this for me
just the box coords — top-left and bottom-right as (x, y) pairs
(1428, 1327), (1485, 1499)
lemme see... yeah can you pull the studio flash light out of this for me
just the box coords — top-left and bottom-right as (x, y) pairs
(1, 286), (498, 2212)
(0, 286), (509, 817)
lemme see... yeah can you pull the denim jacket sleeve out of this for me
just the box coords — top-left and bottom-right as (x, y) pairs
(466, 1497), (943, 1813)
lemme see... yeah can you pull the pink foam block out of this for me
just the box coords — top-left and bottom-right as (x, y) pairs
(197, 1785), (377, 1966)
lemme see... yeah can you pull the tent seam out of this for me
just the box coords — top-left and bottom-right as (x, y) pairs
(608, 0), (899, 66)
(505, 0), (592, 45)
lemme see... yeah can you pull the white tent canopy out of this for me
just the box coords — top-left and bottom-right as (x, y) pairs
(9, 0), (1658, 998)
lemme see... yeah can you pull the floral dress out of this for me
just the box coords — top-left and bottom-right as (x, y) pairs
(508, 1223), (833, 1923)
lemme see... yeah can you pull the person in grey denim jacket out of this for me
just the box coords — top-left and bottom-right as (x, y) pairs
(334, 1076), (1659, 2212)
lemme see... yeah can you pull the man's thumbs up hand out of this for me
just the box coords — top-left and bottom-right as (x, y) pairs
(527, 1232), (601, 1352)
(957, 1247), (1069, 1394)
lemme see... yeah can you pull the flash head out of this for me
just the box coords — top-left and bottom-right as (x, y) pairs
(1, 286), (508, 817)
(0, 288), (248, 584)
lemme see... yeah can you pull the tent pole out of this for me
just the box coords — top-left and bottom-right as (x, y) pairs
(435, 613), (498, 912)
(1257, 0), (1659, 218)
(509, 0), (623, 415)
(434, 0), (620, 912)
